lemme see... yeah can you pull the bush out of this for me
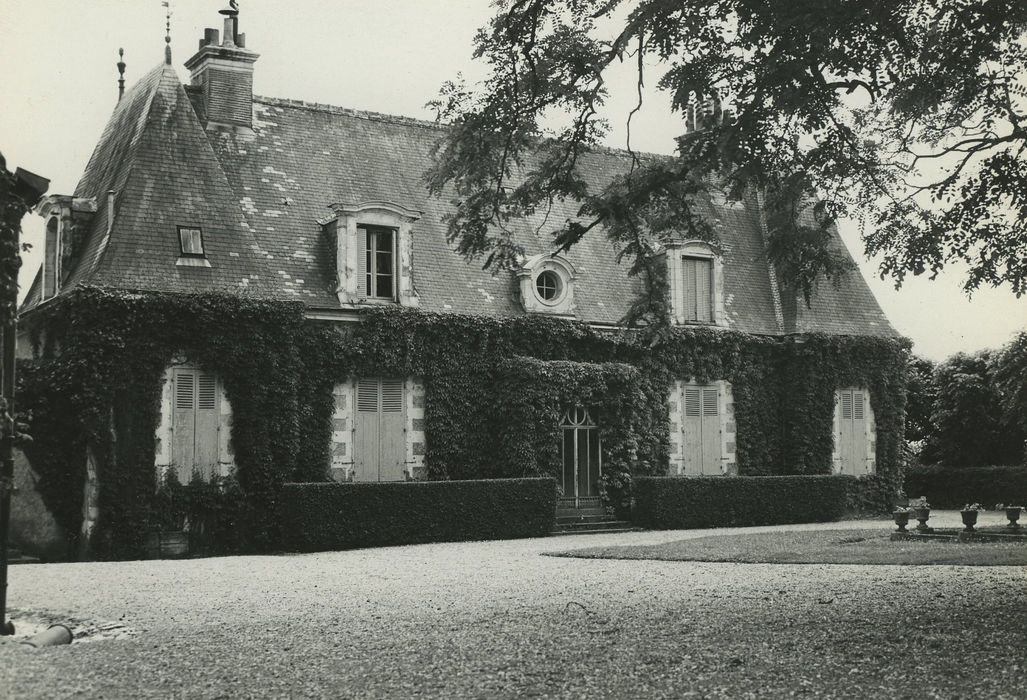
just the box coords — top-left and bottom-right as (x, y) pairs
(279, 477), (558, 552)
(904, 465), (1027, 509)
(633, 475), (856, 529)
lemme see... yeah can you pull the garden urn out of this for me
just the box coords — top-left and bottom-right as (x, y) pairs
(960, 510), (979, 532)
(1006, 507), (1023, 530)
(914, 507), (932, 532)
(892, 511), (910, 532)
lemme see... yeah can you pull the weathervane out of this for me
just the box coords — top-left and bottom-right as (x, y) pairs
(219, 1), (240, 44)
(162, 0), (173, 64)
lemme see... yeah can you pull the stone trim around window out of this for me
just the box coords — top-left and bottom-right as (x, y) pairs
(516, 253), (577, 316)
(663, 240), (726, 326)
(323, 201), (421, 308)
(667, 378), (736, 476)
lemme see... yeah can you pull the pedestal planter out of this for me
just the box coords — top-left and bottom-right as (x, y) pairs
(893, 511), (910, 532)
(1005, 507), (1023, 531)
(960, 510), (979, 532)
(913, 507), (932, 532)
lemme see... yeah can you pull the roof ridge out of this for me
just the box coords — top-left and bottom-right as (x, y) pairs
(253, 94), (672, 160)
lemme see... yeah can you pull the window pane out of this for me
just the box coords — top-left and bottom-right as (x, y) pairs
(562, 428), (576, 496)
(179, 227), (204, 255)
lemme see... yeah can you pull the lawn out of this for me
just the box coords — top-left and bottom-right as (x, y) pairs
(550, 528), (1027, 566)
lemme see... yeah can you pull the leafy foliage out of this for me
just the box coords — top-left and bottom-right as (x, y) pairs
(904, 464), (1027, 509)
(279, 478), (558, 552)
(20, 292), (909, 558)
(427, 0), (1027, 310)
(923, 349), (1024, 467)
(633, 475), (855, 529)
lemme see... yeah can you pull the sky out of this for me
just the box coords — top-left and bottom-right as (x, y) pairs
(1, 0), (1023, 361)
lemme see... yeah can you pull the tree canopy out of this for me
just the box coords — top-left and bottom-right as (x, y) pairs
(427, 0), (1027, 322)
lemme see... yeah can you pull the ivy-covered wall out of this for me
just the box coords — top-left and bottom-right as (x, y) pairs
(18, 287), (909, 559)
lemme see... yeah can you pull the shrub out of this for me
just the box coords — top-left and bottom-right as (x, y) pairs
(633, 475), (856, 529)
(279, 477), (558, 552)
(903, 465), (1027, 510)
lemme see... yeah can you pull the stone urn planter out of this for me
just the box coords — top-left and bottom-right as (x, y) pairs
(960, 510), (979, 532)
(1005, 506), (1023, 531)
(892, 510), (910, 532)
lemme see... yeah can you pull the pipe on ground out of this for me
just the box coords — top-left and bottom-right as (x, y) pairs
(20, 624), (72, 648)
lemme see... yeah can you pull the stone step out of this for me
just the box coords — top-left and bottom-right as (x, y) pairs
(553, 519), (635, 533)
(550, 526), (640, 537)
(556, 507), (607, 519)
(556, 513), (619, 525)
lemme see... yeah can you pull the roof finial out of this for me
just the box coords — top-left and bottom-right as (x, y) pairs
(162, 0), (172, 64)
(117, 48), (126, 100)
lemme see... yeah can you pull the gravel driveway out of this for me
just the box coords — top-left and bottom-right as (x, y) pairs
(2, 513), (1024, 698)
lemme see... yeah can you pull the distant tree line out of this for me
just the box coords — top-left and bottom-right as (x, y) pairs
(907, 331), (1027, 467)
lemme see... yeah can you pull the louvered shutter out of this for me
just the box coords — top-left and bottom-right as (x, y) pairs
(697, 259), (713, 322)
(682, 386), (702, 475)
(378, 379), (405, 481)
(194, 373), (220, 481)
(172, 369), (196, 482)
(701, 387), (721, 473)
(353, 378), (380, 481)
(838, 389), (868, 474)
(682, 257), (697, 321)
(357, 227), (369, 298)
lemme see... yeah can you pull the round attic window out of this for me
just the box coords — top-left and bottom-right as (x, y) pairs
(534, 269), (563, 305)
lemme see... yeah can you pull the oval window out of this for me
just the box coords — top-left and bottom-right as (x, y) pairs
(535, 269), (562, 303)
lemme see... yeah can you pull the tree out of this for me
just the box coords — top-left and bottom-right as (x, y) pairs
(905, 355), (936, 447)
(925, 350), (1023, 467)
(991, 331), (1027, 439)
(427, 0), (1027, 323)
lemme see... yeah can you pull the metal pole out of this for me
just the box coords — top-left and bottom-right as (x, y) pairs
(0, 319), (15, 635)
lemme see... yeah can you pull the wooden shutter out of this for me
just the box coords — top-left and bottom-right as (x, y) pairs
(838, 389), (868, 474)
(682, 386), (702, 475)
(353, 378), (380, 481)
(378, 379), (405, 481)
(701, 387), (721, 473)
(681, 384), (722, 475)
(172, 369), (196, 482)
(682, 257), (697, 321)
(194, 373), (220, 481)
(697, 259), (713, 322)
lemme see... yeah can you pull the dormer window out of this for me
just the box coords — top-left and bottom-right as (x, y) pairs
(517, 253), (576, 315)
(664, 241), (725, 326)
(176, 226), (212, 268)
(179, 226), (205, 256)
(324, 201), (421, 308)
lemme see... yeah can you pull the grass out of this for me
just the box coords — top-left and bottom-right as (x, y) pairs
(550, 528), (1027, 566)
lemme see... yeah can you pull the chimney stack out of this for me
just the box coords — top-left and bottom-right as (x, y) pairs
(184, 3), (258, 130)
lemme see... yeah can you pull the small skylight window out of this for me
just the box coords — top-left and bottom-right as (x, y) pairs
(178, 226), (205, 257)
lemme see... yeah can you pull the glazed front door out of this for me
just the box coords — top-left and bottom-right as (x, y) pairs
(560, 407), (601, 507)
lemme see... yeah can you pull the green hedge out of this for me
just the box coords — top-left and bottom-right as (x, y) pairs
(279, 477), (558, 552)
(633, 475), (856, 529)
(904, 465), (1027, 509)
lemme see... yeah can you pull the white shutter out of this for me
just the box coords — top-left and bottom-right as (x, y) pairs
(682, 257), (697, 321)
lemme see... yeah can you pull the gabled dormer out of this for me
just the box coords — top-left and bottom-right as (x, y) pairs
(321, 201), (421, 308)
(661, 239), (726, 327)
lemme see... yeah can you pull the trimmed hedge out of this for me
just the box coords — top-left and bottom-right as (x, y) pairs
(279, 477), (558, 552)
(904, 465), (1027, 509)
(633, 475), (856, 529)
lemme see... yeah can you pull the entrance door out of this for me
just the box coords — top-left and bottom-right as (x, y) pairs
(354, 378), (406, 481)
(560, 407), (601, 507)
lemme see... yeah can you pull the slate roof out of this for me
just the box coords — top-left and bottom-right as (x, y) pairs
(23, 60), (898, 338)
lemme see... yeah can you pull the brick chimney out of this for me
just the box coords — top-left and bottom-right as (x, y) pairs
(184, 8), (259, 130)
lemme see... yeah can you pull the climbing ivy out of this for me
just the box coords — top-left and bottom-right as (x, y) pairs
(19, 289), (909, 559)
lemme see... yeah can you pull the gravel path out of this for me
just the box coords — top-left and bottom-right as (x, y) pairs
(2, 512), (1024, 698)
